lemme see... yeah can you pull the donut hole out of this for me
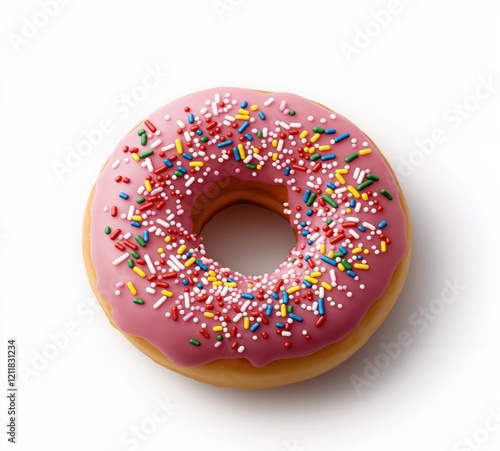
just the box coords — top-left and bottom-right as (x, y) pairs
(193, 177), (296, 276)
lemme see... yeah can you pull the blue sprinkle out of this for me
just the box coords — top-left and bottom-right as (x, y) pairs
(283, 292), (289, 305)
(334, 132), (350, 143)
(289, 313), (303, 322)
(266, 304), (273, 316)
(304, 280), (312, 288)
(119, 192), (129, 200)
(300, 220), (307, 227)
(350, 199), (355, 207)
(188, 113), (194, 124)
(306, 209), (313, 216)
(321, 255), (338, 266)
(177, 166), (187, 174)
(185, 252), (191, 258)
(301, 230), (309, 236)
(217, 139), (233, 148)
(195, 260), (208, 270)
(163, 158), (173, 168)
(258, 111), (266, 120)
(271, 291), (279, 300)
(233, 147), (241, 162)
(181, 152), (193, 160)
(325, 128), (336, 135)
(303, 189), (311, 203)
(241, 100), (248, 108)
(378, 220), (388, 229)
(357, 255), (363, 260)
(276, 322), (285, 329)
(196, 129), (203, 135)
(197, 283), (203, 289)
(182, 279), (188, 285)
(304, 255), (311, 261)
(347, 270), (357, 278)
(284, 166), (291, 176)
(307, 240), (313, 245)
(358, 225), (366, 232)
(227, 278), (236, 283)
(143, 230), (149, 242)
(326, 182), (336, 190)
(339, 246), (347, 255)
(321, 154), (336, 161)
(245, 133), (253, 141)
(130, 221), (141, 228)
(241, 293), (255, 300)
(238, 121), (250, 133)
(318, 298), (325, 315)
(250, 323), (260, 332)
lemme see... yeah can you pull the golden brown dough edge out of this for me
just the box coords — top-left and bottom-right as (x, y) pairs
(82, 94), (412, 389)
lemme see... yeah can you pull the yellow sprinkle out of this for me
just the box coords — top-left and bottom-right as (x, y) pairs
(247, 283), (253, 288)
(162, 290), (173, 297)
(287, 286), (300, 294)
(272, 139), (278, 147)
(157, 247), (164, 254)
(299, 130), (309, 139)
(189, 161), (204, 167)
(352, 247), (363, 254)
(256, 165), (263, 170)
(175, 138), (183, 154)
(235, 114), (250, 121)
(224, 282), (237, 287)
(321, 281), (332, 290)
(213, 281), (222, 287)
(244, 317), (250, 330)
(320, 244), (326, 254)
(319, 145), (331, 151)
(304, 275), (318, 284)
(204, 312), (215, 318)
(359, 148), (372, 156)
(272, 153), (278, 161)
(354, 263), (370, 270)
(238, 144), (245, 160)
(127, 282), (137, 295)
(327, 250), (334, 258)
(336, 169), (348, 174)
(364, 248), (370, 255)
(346, 208), (352, 213)
(145, 180), (152, 192)
(361, 193), (369, 201)
(132, 215), (142, 222)
(208, 270), (216, 277)
(348, 186), (360, 198)
(311, 271), (322, 277)
(213, 325), (223, 332)
(326, 188), (334, 195)
(131, 152), (140, 162)
(239, 108), (250, 115)
(381, 241), (387, 253)
(338, 263), (345, 271)
(310, 133), (321, 143)
(336, 173), (346, 184)
(250, 104), (259, 111)
(185, 257), (196, 267)
(164, 236), (171, 243)
(177, 244), (187, 254)
(281, 304), (287, 317)
(133, 266), (146, 278)
(207, 276), (216, 282)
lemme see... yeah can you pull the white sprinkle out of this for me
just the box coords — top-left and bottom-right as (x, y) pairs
(150, 139), (162, 149)
(336, 187), (347, 194)
(237, 345), (245, 353)
(279, 100), (287, 111)
(243, 154), (253, 164)
(166, 213), (175, 221)
(363, 221), (376, 231)
(281, 331), (292, 337)
(127, 206), (135, 220)
(225, 115), (235, 121)
(183, 131), (191, 142)
(145, 287), (156, 294)
(177, 120), (186, 128)
(144, 254), (156, 274)
(170, 255), (185, 269)
(166, 260), (180, 271)
(223, 120), (231, 127)
(306, 181), (315, 188)
(279, 121), (290, 130)
(220, 286), (229, 296)
(153, 296), (167, 309)
(200, 107), (207, 115)
(145, 157), (154, 172)
(206, 296), (213, 305)
(164, 115), (171, 121)
(212, 101), (219, 116)
(157, 218), (169, 228)
(319, 286), (325, 298)
(357, 170), (366, 184)
(353, 167), (360, 179)
(290, 122), (302, 128)
(264, 97), (275, 107)
(215, 93), (220, 103)
(355, 202), (362, 213)
(184, 292), (190, 308)
(185, 176), (195, 188)
(346, 217), (360, 223)
(330, 269), (337, 283)
(309, 232), (320, 242)
(161, 143), (175, 151)
(241, 300), (251, 312)
(111, 159), (120, 169)
(112, 253), (129, 265)
(233, 313), (243, 322)
(277, 139), (284, 151)
(349, 229), (360, 239)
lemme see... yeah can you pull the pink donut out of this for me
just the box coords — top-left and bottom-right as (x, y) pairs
(83, 87), (411, 388)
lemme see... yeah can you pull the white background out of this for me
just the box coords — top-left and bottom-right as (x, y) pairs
(1, 1), (499, 450)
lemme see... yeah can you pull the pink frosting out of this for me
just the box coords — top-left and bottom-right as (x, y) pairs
(89, 87), (408, 368)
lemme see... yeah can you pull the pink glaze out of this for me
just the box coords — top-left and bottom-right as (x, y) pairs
(89, 88), (408, 368)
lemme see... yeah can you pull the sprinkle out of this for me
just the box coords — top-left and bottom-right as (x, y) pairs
(217, 139), (233, 148)
(381, 189), (394, 200)
(334, 132), (350, 143)
(264, 97), (274, 106)
(378, 220), (388, 228)
(359, 148), (372, 155)
(112, 253), (129, 265)
(189, 339), (201, 346)
(119, 192), (129, 200)
(345, 152), (359, 163)
(153, 296), (167, 309)
(127, 282), (137, 295)
(133, 298), (145, 305)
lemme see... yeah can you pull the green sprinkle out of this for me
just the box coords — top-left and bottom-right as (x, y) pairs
(342, 259), (352, 270)
(357, 180), (373, 191)
(137, 197), (145, 204)
(127, 259), (134, 268)
(200, 136), (209, 143)
(366, 174), (379, 181)
(133, 298), (145, 305)
(287, 305), (293, 313)
(189, 339), (201, 346)
(137, 129), (146, 136)
(257, 130), (263, 138)
(138, 150), (154, 159)
(312, 127), (325, 133)
(306, 192), (317, 206)
(104, 226), (111, 235)
(322, 194), (338, 208)
(345, 153), (359, 163)
(289, 110), (296, 116)
(381, 189), (393, 200)
(216, 335), (223, 341)
(141, 134), (147, 146)
(174, 170), (183, 177)
(291, 258), (296, 263)
(246, 163), (257, 170)
(135, 236), (146, 247)
(131, 251), (140, 259)
(326, 219), (333, 225)
(310, 153), (321, 161)
(334, 252), (344, 258)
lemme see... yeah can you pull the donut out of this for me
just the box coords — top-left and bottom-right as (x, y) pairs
(83, 87), (411, 389)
